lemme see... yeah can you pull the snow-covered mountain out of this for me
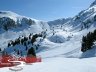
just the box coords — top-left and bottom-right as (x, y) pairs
(48, 0), (96, 31)
(35, 0), (96, 59)
(0, 11), (49, 32)
(42, 0), (96, 58)
(1, 0), (96, 72)
(0, 11), (50, 49)
(48, 18), (71, 26)
(0, 0), (96, 60)
(90, 0), (96, 7)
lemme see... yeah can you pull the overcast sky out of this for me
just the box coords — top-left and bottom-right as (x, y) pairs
(0, 0), (94, 21)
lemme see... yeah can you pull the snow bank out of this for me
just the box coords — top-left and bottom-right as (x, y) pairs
(48, 34), (66, 43)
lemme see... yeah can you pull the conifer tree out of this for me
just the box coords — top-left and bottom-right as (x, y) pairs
(81, 29), (96, 52)
(27, 47), (36, 57)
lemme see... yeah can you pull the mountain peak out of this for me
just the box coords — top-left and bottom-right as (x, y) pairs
(90, 0), (96, 7)
(0, 11), (20, 16)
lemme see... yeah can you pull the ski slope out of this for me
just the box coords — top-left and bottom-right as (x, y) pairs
(1, 0), (96, 72)
(0, 57), (96, 72)
(0, 22), (95, 72)
(0, 20), (96, 72)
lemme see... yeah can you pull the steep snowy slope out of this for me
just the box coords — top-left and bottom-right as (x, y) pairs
(0, 11), (49, 32)
(90, 0), (96, 7)
(0, 11), (50, 49)
(48, 0), (96, 32)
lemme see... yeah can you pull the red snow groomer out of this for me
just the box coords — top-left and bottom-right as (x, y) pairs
(0, 55), (41, 68)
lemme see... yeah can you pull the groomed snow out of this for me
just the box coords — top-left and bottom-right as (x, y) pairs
(1, 57), (96, 72)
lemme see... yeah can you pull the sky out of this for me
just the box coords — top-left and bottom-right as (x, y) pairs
(0, 0), (95, 21)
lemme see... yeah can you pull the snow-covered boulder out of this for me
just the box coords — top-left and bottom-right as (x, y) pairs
(48, 34), (66, 43)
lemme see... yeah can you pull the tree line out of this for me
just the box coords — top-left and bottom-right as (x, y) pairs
(81, 29), (96, 52)
(3, 31), (47, 57)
